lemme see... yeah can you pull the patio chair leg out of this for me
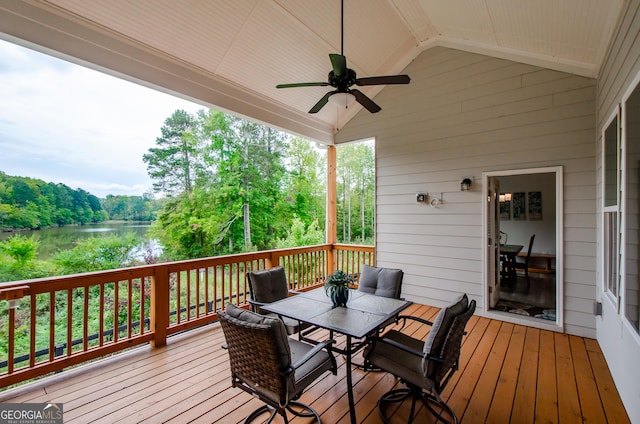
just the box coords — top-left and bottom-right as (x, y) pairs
(243, 405), (280, 424)
(421, 392), (458, 424)
(243, 401), (320, 424)
(377, 388), (414, 423)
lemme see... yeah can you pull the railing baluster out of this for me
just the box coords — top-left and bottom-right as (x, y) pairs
(114, 281), (119, 343)
(139, 279), (145, 335)
(127, 279), (133, 339)
(8, 306), (15, 373)
(67, 289), (72, 356)
(186, 269), (191, 321)
(30, 293), (36, 367)
(99, 284), (105, 347)
(49, 292), (55, 361)
(83, 287), (89, 350)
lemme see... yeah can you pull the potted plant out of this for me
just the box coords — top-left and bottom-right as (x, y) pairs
(324, 270), (353, 307)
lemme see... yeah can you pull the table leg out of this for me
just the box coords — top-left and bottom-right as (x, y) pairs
(346, 335), (357, 424)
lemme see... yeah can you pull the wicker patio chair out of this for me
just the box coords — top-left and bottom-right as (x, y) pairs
(247, 266), (309, 335)
(218, 303), (337, 423)
(364, 294), (476, 424)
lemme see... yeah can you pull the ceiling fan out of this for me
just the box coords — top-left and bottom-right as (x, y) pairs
(275, 0), (410, 114)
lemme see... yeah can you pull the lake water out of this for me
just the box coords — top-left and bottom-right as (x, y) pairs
(0, 221), (157, 261)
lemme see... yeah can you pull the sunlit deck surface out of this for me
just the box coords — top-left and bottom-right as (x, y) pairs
(0, 303), (629, 423)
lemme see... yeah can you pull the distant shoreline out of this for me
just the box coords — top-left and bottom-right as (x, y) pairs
(1, 220), (153, 234)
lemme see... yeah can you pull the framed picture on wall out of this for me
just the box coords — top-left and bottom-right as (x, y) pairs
(499, 193), (511, 220)
(512, 192), (526, 220)
(528, 191), (542, 220)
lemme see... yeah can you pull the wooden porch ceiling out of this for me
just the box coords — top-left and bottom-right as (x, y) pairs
(0, 303), (629, 423)
(0, 1), (625, 143)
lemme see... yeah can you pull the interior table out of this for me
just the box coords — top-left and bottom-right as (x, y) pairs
(500, 244), (523, 285)
(262, 287), (412, 424)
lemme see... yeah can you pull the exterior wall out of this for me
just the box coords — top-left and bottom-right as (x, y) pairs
(596, 0), (640, 421)
(336, 46), (597, 337)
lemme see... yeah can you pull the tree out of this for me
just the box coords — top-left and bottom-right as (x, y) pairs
(283, 137), (326, 230)
(143, 109), (201, 196)
(0, 173), (109, 229)
(0, 234), (39, 265)
(337, 142), (375, 243)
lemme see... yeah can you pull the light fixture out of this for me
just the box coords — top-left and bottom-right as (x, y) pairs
(328, 92), (356, 109)
(460, 177), (473, 191)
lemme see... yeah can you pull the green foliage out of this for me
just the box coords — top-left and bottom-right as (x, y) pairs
(144, 108), (373, 259)
(143, 110), (200, 195)
(276, 217), (324, 248)
(324, 269), (353, 295)
(0, 172), (107, 230)
(152, 190), (239, 260)
(0, 234), (39, 264)
(52, 233), (141, 274)
(337, 142), (375, 243)
(0, 234), (55, 282)
(101, 194), (162, 221)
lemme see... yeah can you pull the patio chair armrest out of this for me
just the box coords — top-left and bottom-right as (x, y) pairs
(396, 315), (434, 330)
(378, 335), (423, 358)
(291, 339), (336, 370)
(247, 299), (270, 313)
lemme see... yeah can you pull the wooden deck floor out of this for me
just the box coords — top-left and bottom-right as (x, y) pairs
(0, 303), (629, 423)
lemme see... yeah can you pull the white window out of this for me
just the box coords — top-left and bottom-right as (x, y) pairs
(603, 110), (621, 303)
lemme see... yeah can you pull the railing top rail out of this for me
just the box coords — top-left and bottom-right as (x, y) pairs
(333, 243), (375, 252)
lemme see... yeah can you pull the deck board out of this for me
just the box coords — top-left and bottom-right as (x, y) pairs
(0, 303), (630, 423)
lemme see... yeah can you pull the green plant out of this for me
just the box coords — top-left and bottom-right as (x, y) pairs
(324, 270), (353, 293)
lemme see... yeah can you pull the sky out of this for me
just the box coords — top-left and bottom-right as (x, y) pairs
(0, 38), (204, 198)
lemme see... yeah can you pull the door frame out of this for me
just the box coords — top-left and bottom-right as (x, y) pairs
(482, 166), (564, 331)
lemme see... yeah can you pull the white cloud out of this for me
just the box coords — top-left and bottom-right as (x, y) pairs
(0, 39), (203, 197)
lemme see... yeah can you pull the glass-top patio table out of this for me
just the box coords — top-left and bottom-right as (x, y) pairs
(262, 287), (412, 424)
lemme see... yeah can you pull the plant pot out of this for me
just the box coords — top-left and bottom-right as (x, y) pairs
(328, 285), (349, 307)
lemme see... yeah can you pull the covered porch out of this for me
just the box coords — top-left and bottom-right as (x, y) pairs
(2, 1), (640, 421)
(0, 302), (628, 423)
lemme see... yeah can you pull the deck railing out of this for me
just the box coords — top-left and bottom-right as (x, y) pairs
(0, 243), (373, 388)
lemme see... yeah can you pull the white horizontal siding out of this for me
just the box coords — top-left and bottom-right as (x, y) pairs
(337, 46), (597, 336)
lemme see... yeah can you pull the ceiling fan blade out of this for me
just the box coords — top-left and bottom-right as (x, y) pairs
(329, 54), (347, 77)
(355, 75), (411, 86)
(309, 91), (336, 114)
(276, 82), (329, 88)
(351, 89), (381, 113)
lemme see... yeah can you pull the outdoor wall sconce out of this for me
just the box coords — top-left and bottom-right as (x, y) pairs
(460, 177), (473, 191)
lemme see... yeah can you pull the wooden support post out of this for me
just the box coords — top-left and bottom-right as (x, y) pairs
(327, 145), (337, 274)
(151, 265), (170, 347)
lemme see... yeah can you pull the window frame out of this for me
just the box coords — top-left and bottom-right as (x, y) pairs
(602, 107), (621, 307)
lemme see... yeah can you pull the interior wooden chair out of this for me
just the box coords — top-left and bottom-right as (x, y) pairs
(246, 266), (308, 335)
(218, 303), (337, 424)
(364, 294), (476, 424)
(514, 234), (535, 286)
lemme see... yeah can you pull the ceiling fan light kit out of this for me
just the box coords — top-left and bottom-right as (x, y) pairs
(276, 0), (410, 114)
(328, 92), (356, 108)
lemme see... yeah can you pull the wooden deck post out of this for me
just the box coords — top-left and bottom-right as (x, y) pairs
(150, 265), (170, 347)
(327, 145), (337, 274)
